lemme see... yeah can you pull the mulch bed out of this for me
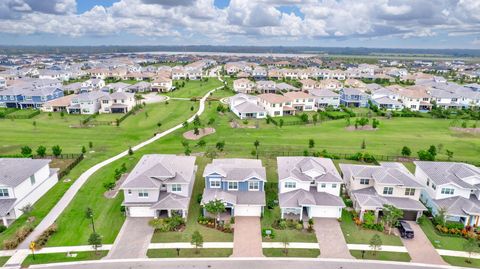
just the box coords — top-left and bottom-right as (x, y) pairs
(183, 127), (216, 140)
(450, 127), (480, 134)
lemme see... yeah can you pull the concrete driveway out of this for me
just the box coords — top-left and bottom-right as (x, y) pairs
(314, 218), (354, 259)
(232, 217), (263, 257)
(400, 221), (447, 265)
(105, 218), (154, 259)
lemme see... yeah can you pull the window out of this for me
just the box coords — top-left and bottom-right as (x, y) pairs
(127, 189), (132, 195)
(383, 187), (393, 195)
(360, 178), (370, 185)
(249, 181), (260, 191)
(426, 179), (430, 186)
(441, 188), (454, 195)
(321, 183), (326, 188)
(284, 182), (296, 189)
(172, 184), (182, 192)
(432, 183), (436, 190)
(405, 188), (415, 196)
(0, 189), (9, 197)
(138, 190), (149, 197)
(332, 184), (337, 188)
(210, 179), (221, 188)
(30, 175), (36, 185)
(228, 181), (238, 190)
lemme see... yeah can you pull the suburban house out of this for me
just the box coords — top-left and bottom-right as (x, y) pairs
(371, 96), (404, 110)
(339, 88), (370, 107)
(257, 93), (294, 117)
(277, 157), (345, 220)
(127, 81), (151, 93)
(0, 84), (64, 109)
(99, 92), (136, 113)
(229, 93), (266, 119)
(151, 77), (173, 92)
(120, 154), (197, 218)
(201, 159), (266, 217)
(309, 89), (340, 108)
(103, 82), (131, 93)
(0, 158), (59, 226)
(283, 92), (315, 112)
(256, 80), (277, 93)
(415, 161), (480, 226)
(397, 85), (433, 112)
(252, 67), (267, 80)
(340, 162), (426, 221)
(67, 91), (109, 114)
(233, 78), (256, 94)
(41, 94), (76, 112)
(82, 79), (105, 89)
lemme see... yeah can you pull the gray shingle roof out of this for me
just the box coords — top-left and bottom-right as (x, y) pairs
(414, 161), (480, 189)
(352, 187), (426, 211)
(279, 188), (345, 208)
(201, 188), (265, 206)
(0, 198), (17, 216)
(277, 157), (342, 183)
(433, 195), (480, 217)
(203, 159), (266, 182)
(151, 192), (189, 210)
(0, 158), (51, 187)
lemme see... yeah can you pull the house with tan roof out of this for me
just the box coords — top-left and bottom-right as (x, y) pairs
(233, 78), (256, 94)
(257, 93), (293, 117)
(283, 91), (315, 112)
(398, 85), (433, 111)
(151, 76), (173, 92)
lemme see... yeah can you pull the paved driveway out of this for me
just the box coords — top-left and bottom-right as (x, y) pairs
(232, 217), (263, 257)
(314, 218), (354, 259)
(105, 218), (154, 259)
(400, 221), (447, 265)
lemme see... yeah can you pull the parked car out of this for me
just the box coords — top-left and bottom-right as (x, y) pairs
(398, 220), (414, 239)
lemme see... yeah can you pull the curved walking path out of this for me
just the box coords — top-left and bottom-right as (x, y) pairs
(4, 76), (224, 268)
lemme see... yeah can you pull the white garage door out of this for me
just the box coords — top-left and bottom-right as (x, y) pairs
(128, 207), (155, 217)
(235, 205), (262, 216)
(310, 206), (342, 218)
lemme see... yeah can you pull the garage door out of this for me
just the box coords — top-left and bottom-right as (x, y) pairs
(235, 205), (261, 217)
(128, 207), (155, 217)
(401, 210), (418, 221)
(310, 206), (342, 218)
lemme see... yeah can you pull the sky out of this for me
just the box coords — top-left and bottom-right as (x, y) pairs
(0, 0), (479, 49)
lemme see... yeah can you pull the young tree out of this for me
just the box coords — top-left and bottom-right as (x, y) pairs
(128, 146), (134, 156)
(446, 149), (454, 161)
(312, 114), (318, 125)
(190, 106), (194, 111)
(361, 139), (366, 149)
(193, 127), (200, 136)
(36, 145), (47, 157)
(19, 204), (33, 217)
(382, 204), (403, 235)
(88, 232), (102, 255)
(279, 119), (284, 128)
(300, 113), (309, 123)
(369, 234), (382, 256)
(81, 146), (87, 154)
(183, 121), (189, 128)
(463, 238), (479, 264)
(428, 145), (437, 158)
(193, 115), (201, 126)
(32, 121), (37, 129)
(204, 199), (226, 228)
(401, 146), (411, 157)
(191, 230), (204, 254)
(145, 111), (149, 118)
(215, 141), (225, 152)
(89, 141), (93, 149)
(21, 146), (32, 157)
(60, 111), (65, 119)
(281, 234), (290, 256)
(254, 139), (260, 159)
(196, 140), (206, 147)
(308, 139), (315, 149)
(85, 207), (96, 233)
(184, 147), (192, 156)
(52, 145), (62, 157)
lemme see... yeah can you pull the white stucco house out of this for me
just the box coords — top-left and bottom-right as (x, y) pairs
(229, 94), (266, 119)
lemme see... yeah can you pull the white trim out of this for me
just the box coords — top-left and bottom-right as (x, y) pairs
(210, 179), (221, 189)
(227, 181), (238, 191)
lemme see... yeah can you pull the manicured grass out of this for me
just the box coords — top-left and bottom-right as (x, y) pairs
(261, 207), (318, 243)
(263, 248), (320, 257)
(340, 210), (403, 246)
(147, 248), (232, 258)
(166, 79), (223, 98)
(419, 218), (467, 251)
(442, 256), (480, 268)
(93, 113), (124, 122)
(0, 256), (10, 266)
(22, 251), (108, 266)
(350, 250), (411, 262)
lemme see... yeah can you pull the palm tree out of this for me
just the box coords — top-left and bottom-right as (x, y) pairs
(253, 139), (260, 159)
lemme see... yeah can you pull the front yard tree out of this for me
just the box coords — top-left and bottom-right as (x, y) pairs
(52, 145), (62, 157)
(85, 207), (96, 233)
(204, 199), (226, 228)
(401, 146), (411, 157)
(36, 145), (47, 157)
(21, 146), (32, 157)
(369, 234), (382, 256)
(463, 238), (479, 264)
(382, 204), (403, 234)
(308, 139), (315, 148)
(281, 234), (290, 256)
(88, 232), (102, 255)
(253, 139), (260, 159)
(191, 230), (204, 254)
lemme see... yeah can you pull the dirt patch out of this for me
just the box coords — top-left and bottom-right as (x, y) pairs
(345, 125), (378, 131)
(104, 173), (128, 199)
(183, 127), (216, 140)
(451, 127), (480, 134)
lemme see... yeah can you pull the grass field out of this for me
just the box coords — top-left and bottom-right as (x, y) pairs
(147, 248), (232, 258)
(263, 248), (320, 257)
(0, 256), (10, 266)
(419, 218), (467, 251)
(22, 251), (108, 266)
(350, 250), (411, 262)
(442, 256), (480, 268)
(165, 79), (224, 98)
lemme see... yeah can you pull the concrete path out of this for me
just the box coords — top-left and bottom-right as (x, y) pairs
(105, 218), (154, 259)
(400, 221), (447, 265)
(232, 217), (263, 257)
(4, 77), (224, 268)
(142, 93), (168, 104)
(314, 218), (354, 259)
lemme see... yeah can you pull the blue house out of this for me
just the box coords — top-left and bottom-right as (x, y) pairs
(339, 88), (370, 108)
(201, 159), (266, 217)
(0, 85), (63, 109)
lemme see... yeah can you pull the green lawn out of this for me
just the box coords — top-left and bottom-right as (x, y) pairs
(261, 207), (318, 243)
(147, 248), (232, 258)
(350, 250), (411, 262)
(22, 251), (108, 266)
(442, 256), (480, 268)
(0, 256), (10, 266)
(166, 79), (224, 98)
(419, 218), (467, 251)
(92, 113), (124, 122)
(263, 248), (320, 257)
(340, 210), (403, 246)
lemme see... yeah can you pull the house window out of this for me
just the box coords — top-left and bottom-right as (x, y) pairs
(332, 184), (337, 188)
(405, 188), (415, 196)
(321, 183), (326, 188)
(249, 181), (260, 191)
(30, 175), (36, 185)
(172, 184), (182, 192)
(127, 189), (132, 195)
(360, 178), (370, 185)
(441, 188), (454, 195)
(227, 181), (238, 190)
(426, 179), (430, 186)
(210, 179), (221, 188)
(284, 182), (296, 189)
(138, 190), (149, 197)
(432, 183), (436, 190)
(0, 189), (9, 197)
(383, 187), (393, 195)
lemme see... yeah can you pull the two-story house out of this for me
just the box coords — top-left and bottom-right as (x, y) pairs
(257, 93), (294, 117)
(67, 91), (109, 114)
(308, 89), (340, 108)
(283, 92), (315, 112)
(0, 158), (59, 226)
(0, 84), (64, 109)
(120, 154), (196, 218)
(151, 77), (173, 92)
(229, 94), (266, 119)
(255, 81), (277, 94)
(277, 157), (345, 220)
(82, 78), (105, 89)
(233, 78), (256, 94)
(99, 92), (136, 114)
(339, 88), (370, 108)
(415, 161), (480, 226)
(340, 162), (426, 221)
(201, 159), (266, 217)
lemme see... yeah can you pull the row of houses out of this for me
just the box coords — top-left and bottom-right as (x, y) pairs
(120, 154), (480, 228)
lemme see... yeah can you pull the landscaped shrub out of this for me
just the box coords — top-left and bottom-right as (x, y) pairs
(3, 225), (34, 249)
(149, 215), (185, 232)
(295, 223), (303, 230)
(445, 221), (465, 230)
(0, 225), (6, 233)
(35, 224), (58, 249)
(278, 219), (287, 230)
(262, 228), (276, 239)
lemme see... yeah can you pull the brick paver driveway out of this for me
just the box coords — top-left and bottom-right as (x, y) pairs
(401, 221), (447, 265)
(314, 218), (354, 259)
(232, 217), (263, 257)
(106, 218), (154, 259)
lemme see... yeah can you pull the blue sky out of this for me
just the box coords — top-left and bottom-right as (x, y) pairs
(0, 0), (479, 49)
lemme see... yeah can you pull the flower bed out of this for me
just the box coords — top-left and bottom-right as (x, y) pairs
(197, 216), (233, 233)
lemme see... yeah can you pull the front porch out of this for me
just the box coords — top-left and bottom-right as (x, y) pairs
(155, 208), (187, 219)
(203, 207), (233, 221)
(281, 207), (309, 221)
